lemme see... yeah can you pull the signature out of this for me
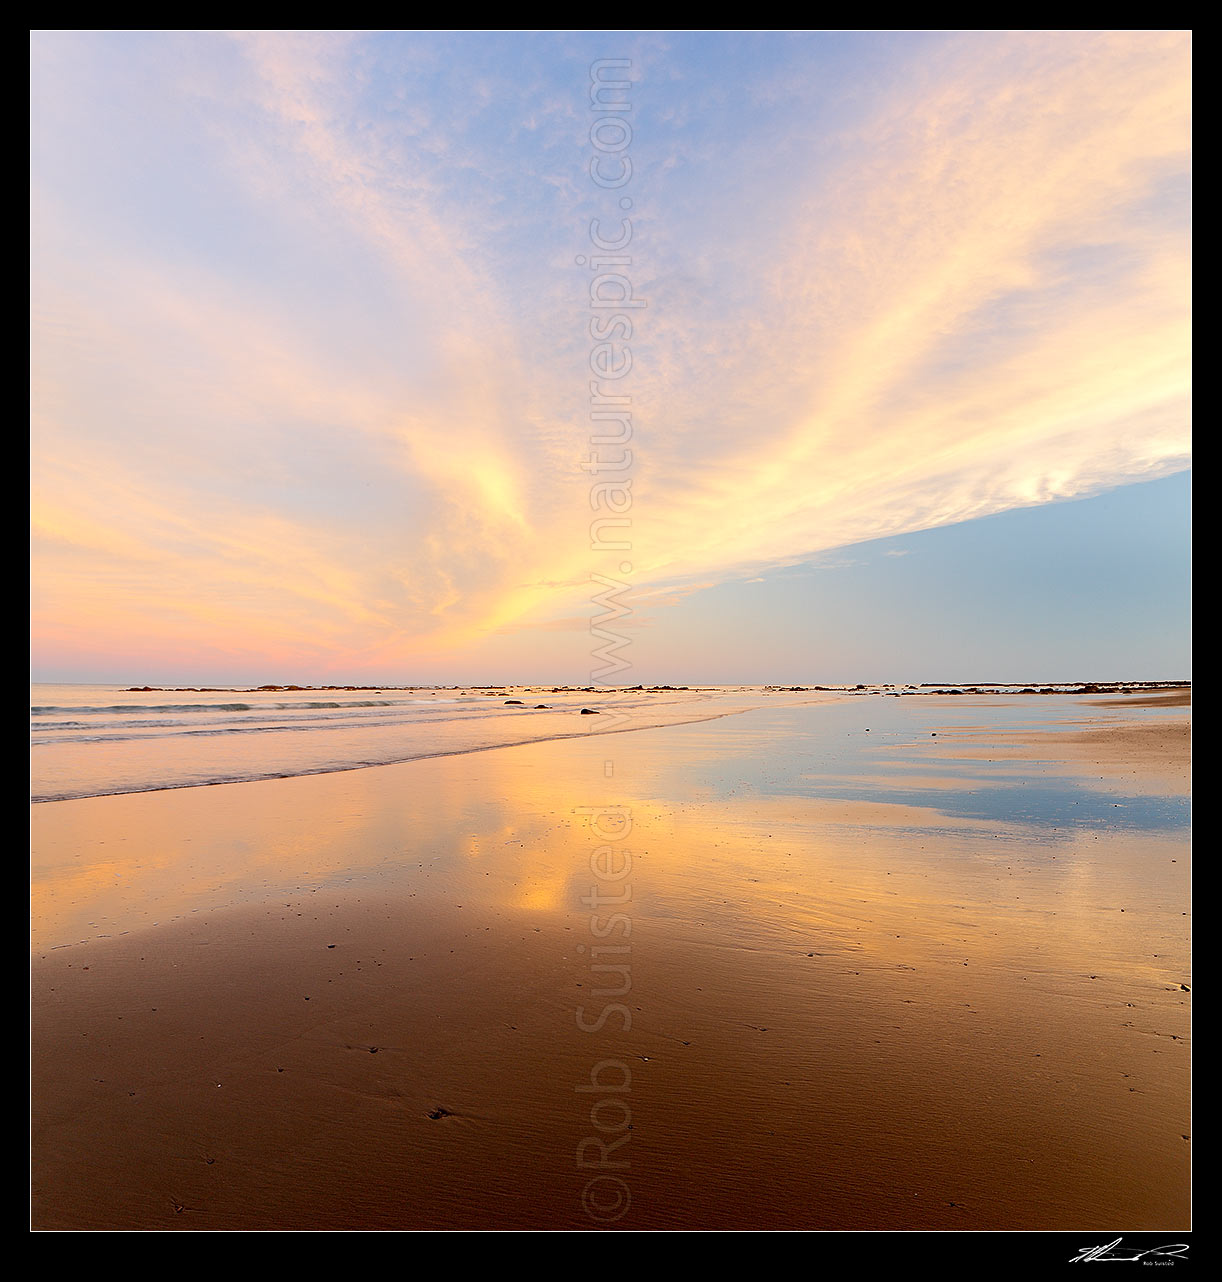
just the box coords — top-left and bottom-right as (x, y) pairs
(1069, 1238), (1189, 1264)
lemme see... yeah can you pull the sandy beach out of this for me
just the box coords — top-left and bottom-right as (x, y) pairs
(30, 689), (1189, 1230)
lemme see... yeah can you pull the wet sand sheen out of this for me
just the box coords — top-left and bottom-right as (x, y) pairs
(31, 696), (1190, 1230)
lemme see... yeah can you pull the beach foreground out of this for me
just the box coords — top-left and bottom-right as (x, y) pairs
(31, 691), (1190, 1230)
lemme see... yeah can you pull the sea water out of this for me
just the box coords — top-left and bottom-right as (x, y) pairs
(30, 682), (720, 802)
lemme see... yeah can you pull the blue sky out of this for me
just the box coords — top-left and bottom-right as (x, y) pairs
(616, 470), (1191, 685)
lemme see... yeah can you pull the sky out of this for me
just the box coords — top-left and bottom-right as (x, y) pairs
(30, 31), (1191, 686)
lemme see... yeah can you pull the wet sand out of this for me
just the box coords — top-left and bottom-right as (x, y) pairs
(31, 693), (1190, 1230)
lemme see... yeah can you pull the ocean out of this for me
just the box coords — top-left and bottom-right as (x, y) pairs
(32, 683), (1189, 833)
(29, 682), (728, 802)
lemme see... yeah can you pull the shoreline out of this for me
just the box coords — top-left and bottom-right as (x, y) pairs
(31, 685), (1191, 807)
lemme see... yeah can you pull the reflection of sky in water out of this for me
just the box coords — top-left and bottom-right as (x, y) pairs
(663, 697), (1189, 832)
(32, 691), (1188, 950)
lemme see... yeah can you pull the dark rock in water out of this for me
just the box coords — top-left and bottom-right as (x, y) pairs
(535, 704), (549, 709)
(505, 699), (523, 705)
(580, 707), (600, 714)
(427, 1107), (453, 1120)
